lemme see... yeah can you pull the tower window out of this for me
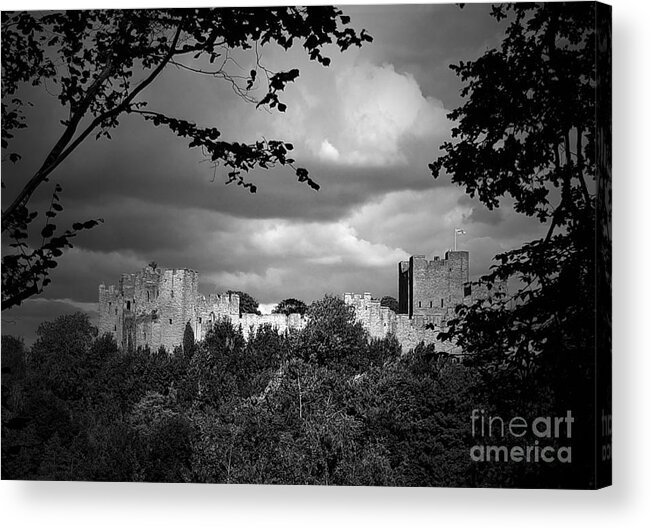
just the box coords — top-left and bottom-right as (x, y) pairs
(115, 308), (117, 315)
(114, 325), (116, 331)
(126, 301), (131, 310)
(198, 317), (202, 324)
(171, 290), (174, 298)
(169, 318), (173, 325)
(418, 301), (421, 308)
(441, 299), (444, 308)
(429, 301), (433, 308)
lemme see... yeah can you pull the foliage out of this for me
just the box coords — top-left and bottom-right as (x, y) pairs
(1, 7), (372, 309)
(431, 2), (600, 487)
(272, 297), (308, 316)
(296, 295), (368, 369)
(1, 183), (103, 311)
(1, 285), (591, 487)
(432, 2), (596, 359)
(182, 321), (195, 358)
(227, 290), (261, 315)
(379, 295), (399, 313)
(0, 306), (466, 484)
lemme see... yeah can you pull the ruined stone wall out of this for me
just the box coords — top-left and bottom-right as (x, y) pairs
(343, 291), (458, 354)
(344, 292), (395, 339)
(234, 312), (307, 340)
(98, 284), (121, 341)
(128, 268), (199, 352)
(195, 293), (240, 341)
(99, 266), (200, 352)
(99, 266), (304, 353)
(100, 251), (479, 356)
(345, 250), (473, 355)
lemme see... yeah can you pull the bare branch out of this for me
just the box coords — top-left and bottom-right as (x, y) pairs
(1, 17), (187, 228)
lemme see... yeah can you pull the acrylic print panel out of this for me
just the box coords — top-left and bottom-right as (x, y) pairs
(1, 2), (611, 488)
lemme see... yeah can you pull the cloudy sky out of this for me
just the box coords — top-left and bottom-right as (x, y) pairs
(2, 3), (546, 344)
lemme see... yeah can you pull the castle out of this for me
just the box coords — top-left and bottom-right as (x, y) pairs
(345, 250), (484, 353)
(98, 265), (306, 352)
(98, 250), (485, 354)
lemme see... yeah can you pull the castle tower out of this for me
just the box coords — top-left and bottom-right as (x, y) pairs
(98, 265), (199, 353)
(398, 251), (469, 318)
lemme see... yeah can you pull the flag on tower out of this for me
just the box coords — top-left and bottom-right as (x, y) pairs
(453, 228), (466, 251)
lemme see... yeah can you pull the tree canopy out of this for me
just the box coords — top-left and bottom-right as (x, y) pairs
(1, 7), (372, 310)
(379, 296), (399, 314)
(431, 2), (604, 487)
(227, 290), (261, 316)
(432, 2), (598, 368)
(272, 298), (308, 316)
(1, 303), (480, 485)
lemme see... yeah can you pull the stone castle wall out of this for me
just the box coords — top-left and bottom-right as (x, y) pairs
(345, 250), (493, 355)
(343, 292), (459, 354)
(100, 250), (493, 356)
(398, 251), (469, 318)
(98, 265), (305, 353)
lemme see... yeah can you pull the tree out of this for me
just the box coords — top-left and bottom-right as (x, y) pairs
(379, 296), (399, 314)
(430, 3), (603, 487)
(1, 8), (372, 310)
(297, 295), (367, 369)
(1, 335), (27, 383)
(182, 321), (195, 358)
(272, 298), (308, 316)
(30, 312), (99, 400)
(432, 2), (598, 367)
(227, 290), (261, 316)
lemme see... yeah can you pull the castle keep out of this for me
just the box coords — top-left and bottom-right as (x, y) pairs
(345, 250), (492, 353)
(99, 250), (486, 354)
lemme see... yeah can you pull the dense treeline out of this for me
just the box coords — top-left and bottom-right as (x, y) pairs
(2, 295), (580, 486)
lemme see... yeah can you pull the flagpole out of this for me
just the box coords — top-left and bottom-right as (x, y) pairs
(454, 228), (466, 251)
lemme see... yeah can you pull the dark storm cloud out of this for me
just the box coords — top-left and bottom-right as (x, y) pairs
(343, 3), (504, 107)
(2, 4), (543, 345)
(5, 90), (447, 228)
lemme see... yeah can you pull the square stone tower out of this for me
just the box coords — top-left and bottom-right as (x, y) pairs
(398, 251), (469, 317)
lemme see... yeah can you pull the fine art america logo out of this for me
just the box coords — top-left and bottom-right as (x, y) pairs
(470, 409), (574, 463)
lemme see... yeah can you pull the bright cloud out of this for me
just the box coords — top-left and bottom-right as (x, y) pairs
(266, 62), (450, 167)
(328, 63), (449, 165)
